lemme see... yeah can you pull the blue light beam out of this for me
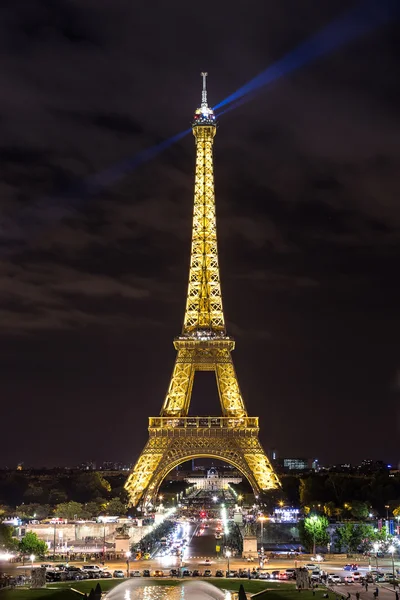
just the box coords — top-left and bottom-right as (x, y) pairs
(214, 0), (400, 111)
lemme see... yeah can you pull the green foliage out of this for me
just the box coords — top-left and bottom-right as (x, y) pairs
(19, 531), (48, 557)
(299, 515), (329, 551)
(335, 522), (375, 552)
(55, 501), (85, 520)
(0, 523), (18, 551)
(16, 503), (51, 520)
(350, 501), (370, 520)
(104, 497), (127, 516)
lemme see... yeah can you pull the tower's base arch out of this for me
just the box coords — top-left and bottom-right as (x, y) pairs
(125, 417), (280, 507)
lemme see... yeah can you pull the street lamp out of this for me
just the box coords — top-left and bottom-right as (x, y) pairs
(226, 549), (231, 576)
(126, 550), (131, 578)
(388, 545), (395, 588)
(373, 542), (380, 570)
(30, 554), (35, 569)
(258, 515), (266, 548)
(309, 515), (318, 556)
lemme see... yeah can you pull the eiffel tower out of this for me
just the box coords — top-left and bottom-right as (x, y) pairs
(125, 74), (280, 507)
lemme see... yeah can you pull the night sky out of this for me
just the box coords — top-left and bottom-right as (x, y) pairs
(0, 1), (399, 469)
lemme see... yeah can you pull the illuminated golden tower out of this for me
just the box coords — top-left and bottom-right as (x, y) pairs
(125, 74), (280, 506)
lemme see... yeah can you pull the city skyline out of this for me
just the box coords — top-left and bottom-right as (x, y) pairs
(0, 1), (399, 469)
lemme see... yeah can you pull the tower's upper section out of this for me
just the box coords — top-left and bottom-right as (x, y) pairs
(182, 74), (225, 336)
(192, 72), (217, 128)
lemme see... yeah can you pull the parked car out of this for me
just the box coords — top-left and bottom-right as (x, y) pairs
(154, 570), (164, 577)
(130, 570), (141, 578)
(203, 570), (212, 577)
(82, 565), (103, 572)
(215, 570), (224, 577)
(182, 570), (192, 577)
(286, 569), (296, 580)
(102, 571), (112, 579)
(142, 570), (151, 577)
(278, 572), (289, 580)
(311, 571), (321, 582)
(113, 570), (125, 578)
(270, 570), (280, 579)
(192, 570), (201, 577)
(169, 569), (179, 577)
(258, 572), (270, 580)
(226, 570), (238, 578)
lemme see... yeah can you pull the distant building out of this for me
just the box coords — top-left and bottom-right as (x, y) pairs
(282, 458), (312, 471)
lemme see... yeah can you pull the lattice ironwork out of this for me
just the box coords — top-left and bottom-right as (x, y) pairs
(125, 75), (280, 507)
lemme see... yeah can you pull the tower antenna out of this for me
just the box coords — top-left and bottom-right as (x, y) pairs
(201, 72), (208, 107)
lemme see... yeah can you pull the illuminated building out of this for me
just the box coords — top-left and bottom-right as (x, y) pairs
(125, 74), (280, 507)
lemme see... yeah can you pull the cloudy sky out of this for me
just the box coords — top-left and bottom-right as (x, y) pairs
(0, 0), (399, 468)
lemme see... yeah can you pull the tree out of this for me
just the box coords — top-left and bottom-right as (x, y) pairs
(19, 531), (47, 558)
(16, 504), (51, 521)
(55, 501), (84, 520)
(0, 524), (18, 551)
(104, 498), (127, 516)
(350, 501), (370, 520)
(335, 523), (375, 553)
(299, 515), (329, 553)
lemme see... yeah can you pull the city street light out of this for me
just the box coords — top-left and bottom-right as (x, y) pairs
(30, 554), (35, 569)
(309, 515), (318, 556)
(373, 542), (380, 570)
(258, 515), (266, 549)
(226, 549), (231, 575)
(388, 545), (395, 588)
(126, 550), (131, 578)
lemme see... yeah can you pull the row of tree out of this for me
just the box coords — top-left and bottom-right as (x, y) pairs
(299, 514), (397, 553)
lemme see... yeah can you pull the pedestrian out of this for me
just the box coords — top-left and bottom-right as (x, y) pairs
(356, 592), (360, 600)
(375, 588), (379, 597)
(395, 591), (398, 600)
(365, 583), (368, 592)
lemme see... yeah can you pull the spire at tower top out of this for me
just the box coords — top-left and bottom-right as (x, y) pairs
(193, 72), (216, 126)
(201, 71), (208, 108)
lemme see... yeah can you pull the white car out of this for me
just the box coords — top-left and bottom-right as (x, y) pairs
(353, 572), (362, 582)
(344, 575), (354, 583)
(131, 570), (141, 577)
(305, 564), (317, 570)
(311, 555), (325, 562)
(328, 574), (341, 584)
(311, 570), (321, 582)
(82, 565), (103, 572)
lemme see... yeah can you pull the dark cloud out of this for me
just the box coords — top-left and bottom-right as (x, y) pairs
(0, 0), (399, 468)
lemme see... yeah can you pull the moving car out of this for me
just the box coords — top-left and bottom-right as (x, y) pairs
(328, 574), (341, 584)
(311, 570), (321, 582)
(343, 564), (358, 571)
(304, 564), (316, 571)
(311, 555), (325, 562)
(353, 572), (362, 582)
